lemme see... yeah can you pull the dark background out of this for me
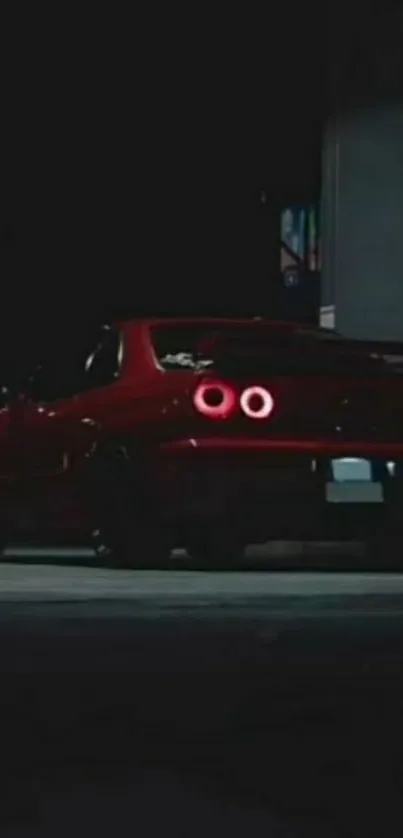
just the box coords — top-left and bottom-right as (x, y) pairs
(4, 7), (402, 366)
(1, 8), (325, 366)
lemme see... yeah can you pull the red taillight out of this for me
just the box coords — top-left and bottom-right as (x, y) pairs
(240, 386), (274, 419)
(193, 380), (237, 420)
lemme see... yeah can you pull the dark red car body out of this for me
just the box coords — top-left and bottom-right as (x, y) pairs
(1, 316), (403, 548)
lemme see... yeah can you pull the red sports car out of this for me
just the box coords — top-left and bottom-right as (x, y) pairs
(1, 317), (403, 567)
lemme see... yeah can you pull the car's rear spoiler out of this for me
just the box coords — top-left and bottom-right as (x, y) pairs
(336, 339), (403, 368)
(198, 332), (403, 356)
(339, 338), (403, 355)
(197, 333), (403, 375)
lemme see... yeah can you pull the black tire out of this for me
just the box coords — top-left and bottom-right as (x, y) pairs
(0, 512), (13, 558)
(0, 534), (8, 558)
(363, 529), (403, 571)
(82, 445), (170, 569)
(90, 521), (170, 570)
(363, 477), (403, 570)
(186, 525), (245, 570)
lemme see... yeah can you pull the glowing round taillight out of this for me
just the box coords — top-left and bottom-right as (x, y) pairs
(193, 380), (237, 419)
(240, 386), (274, 419)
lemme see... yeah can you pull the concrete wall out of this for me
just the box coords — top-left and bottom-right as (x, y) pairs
(321, 106), (403, 339)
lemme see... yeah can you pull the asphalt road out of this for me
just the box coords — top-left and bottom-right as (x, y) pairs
(2, 561), (403, 620)
(2, 551), (403, 836)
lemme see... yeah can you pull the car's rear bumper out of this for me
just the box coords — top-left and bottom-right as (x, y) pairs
(7, 436), (403, 544)
(147, 438), (403, 540)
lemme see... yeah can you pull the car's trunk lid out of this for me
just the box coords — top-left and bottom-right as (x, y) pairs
(204, 334), (403, 442)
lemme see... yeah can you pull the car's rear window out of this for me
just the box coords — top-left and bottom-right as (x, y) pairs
(150, 324), (403, 376)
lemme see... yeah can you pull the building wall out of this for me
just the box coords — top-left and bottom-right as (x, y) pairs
(321, 8), (403, 338)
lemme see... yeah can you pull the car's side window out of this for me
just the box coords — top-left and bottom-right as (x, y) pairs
(26, 327), (123, 404)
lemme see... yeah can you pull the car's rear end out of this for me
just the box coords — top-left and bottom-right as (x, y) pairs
(146, 322), (403, 545)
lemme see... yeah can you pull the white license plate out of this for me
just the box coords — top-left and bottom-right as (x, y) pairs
(327, 458), (384, 503)
(326, 482), (384, 503)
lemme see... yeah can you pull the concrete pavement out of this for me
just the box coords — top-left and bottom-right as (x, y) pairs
(1, 562), (403, 599)
(0, 555), (403, 624)
(0, 549), (403, 836)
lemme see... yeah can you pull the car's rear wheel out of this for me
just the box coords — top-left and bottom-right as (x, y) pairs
(362, 471), (403, 570)
(363, 531), (403, 570)
(363, 520), (403, 570)
(0, 531), (9, 558)
(82, 445), (170, 569)
(186, 524), (245, 570)
(90, 523), (169, 570)
(0, 507), (14, 558)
